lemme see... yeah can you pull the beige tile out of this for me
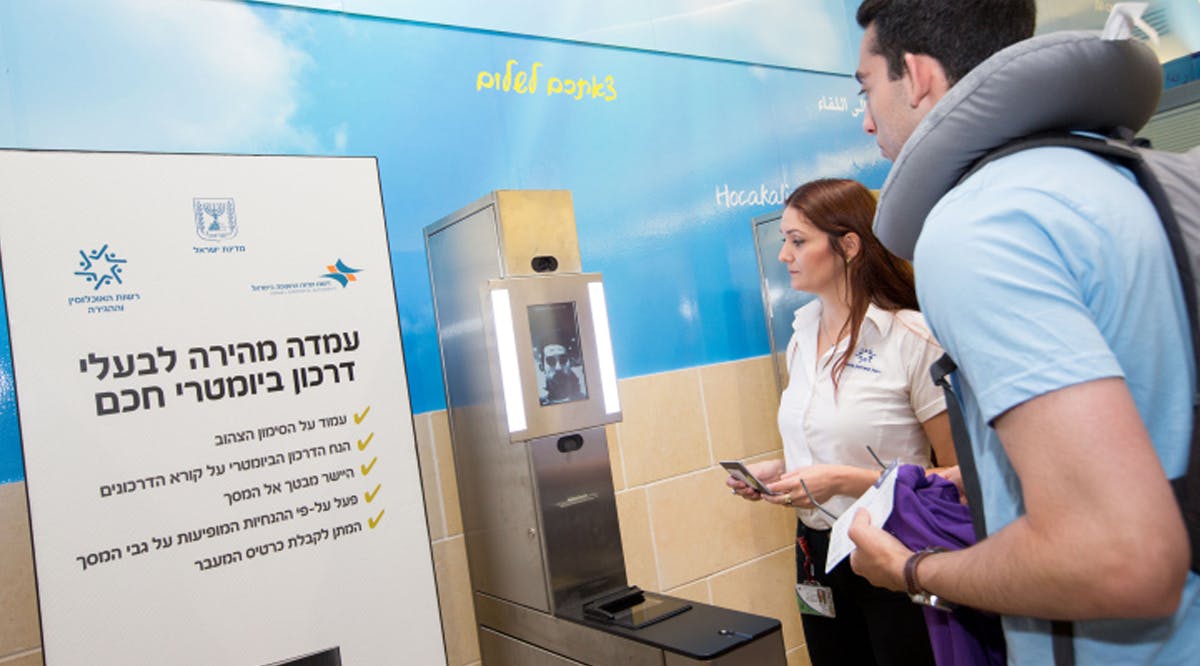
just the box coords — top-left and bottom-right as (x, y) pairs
(709, 549), (804, 654)
(663, 579), (710, 605)
(616, 370), (710, 487)
(413, 412), (447, 541)
(702, 356), (782, 462)
(787, 645), (813, 666)
(614, 489), (657, 591)
(433, 535), (480, 666)
(0, 483), (39, 657)
(647, 468), (794, 590)
(431, 410), (464, 537)
(605, 423), (624, 491)
(0, 650), (42, 666)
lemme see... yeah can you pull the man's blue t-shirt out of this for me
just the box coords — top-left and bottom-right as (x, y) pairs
(914, 145), (1200, 664)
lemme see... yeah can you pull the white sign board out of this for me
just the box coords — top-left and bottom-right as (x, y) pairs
(0, 150), (445, 665)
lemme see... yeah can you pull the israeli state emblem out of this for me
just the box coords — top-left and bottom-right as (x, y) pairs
(193, 197), (238, 241)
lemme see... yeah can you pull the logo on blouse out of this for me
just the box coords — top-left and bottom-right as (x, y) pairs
(847, 347), (882, 374)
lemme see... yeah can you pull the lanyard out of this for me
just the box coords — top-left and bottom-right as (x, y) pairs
(796, 535), (818, 583)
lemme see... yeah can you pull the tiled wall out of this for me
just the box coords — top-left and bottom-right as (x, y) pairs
(0, 355), (809, 665)
(0, 483), (41, 666)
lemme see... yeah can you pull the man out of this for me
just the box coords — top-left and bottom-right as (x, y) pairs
(541, 342), (585, 404)
(846, 1), (1199, 663)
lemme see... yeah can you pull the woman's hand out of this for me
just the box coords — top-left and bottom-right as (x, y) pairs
(765, 464), (879, 510)
(726, 459), (784, 501)
(927, 464), (967, 504)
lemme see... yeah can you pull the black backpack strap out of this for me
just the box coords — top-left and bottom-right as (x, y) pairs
(931, 353), (1076, 664)
(930, 353), (987, 541)
(1051, 620), (1076, 666)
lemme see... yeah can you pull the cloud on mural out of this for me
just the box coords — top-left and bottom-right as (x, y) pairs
(569, 0), (847, 72)
(2, 0), (316, 153)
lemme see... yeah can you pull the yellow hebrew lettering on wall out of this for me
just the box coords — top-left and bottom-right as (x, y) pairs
(476, 60), (542, 94)
(476, 60), (616, 102)
(546, 75), (617, 102)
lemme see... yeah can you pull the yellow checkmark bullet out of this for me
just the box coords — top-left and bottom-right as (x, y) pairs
(369, 509), (385, 529)
(361, 457), (378, 475)
(354, 406), (371, 424)
(365, 483), (381, 503)
(357, 433), (374, 451)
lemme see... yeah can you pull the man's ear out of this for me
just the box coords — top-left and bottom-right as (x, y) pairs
(902, 52), (950, 109)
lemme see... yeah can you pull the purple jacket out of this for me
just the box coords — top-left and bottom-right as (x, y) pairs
(883, 464), (1005, 666)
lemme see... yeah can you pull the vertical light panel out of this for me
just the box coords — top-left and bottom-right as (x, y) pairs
(588, 281), (621, 415)
(490, 289), (527, 432)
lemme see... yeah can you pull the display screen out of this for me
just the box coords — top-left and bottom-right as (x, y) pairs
(528, 301), (589, 406)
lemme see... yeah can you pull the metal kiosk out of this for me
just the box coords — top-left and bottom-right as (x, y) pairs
(425, 191), (785, 665)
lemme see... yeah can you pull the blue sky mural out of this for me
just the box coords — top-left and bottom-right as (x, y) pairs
(263, 0), (861, 73)
(0, 0), (887, 483)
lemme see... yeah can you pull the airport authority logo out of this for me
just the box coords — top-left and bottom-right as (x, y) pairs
(74, 244), (127, 290)
(194, 197), (238, 241)
(322, 259), (363, 287)
(249, 258), (362, 296)
(847, 347), (882, 375)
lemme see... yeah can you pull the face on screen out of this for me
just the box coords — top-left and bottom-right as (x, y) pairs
(529, 302), (588, 406)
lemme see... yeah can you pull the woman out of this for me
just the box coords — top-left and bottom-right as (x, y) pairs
(728, 178), (954, 666)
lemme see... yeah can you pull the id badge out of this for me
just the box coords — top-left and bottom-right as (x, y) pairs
(795, 582), (836, 618)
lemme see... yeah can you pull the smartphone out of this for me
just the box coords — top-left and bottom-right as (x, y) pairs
(720, 460), (777, 496)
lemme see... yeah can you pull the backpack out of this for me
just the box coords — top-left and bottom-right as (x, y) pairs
(870, 30), (1200, 574)
(938, 132), (1200, 575)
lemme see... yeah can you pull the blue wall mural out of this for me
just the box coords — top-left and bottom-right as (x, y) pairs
(263, 0), (862, 74)
(0, 0), (886, 483)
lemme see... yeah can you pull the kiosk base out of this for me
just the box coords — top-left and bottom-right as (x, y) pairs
(476, 591), (786, 665)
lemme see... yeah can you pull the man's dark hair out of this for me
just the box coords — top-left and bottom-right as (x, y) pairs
(856, 0), (1036, 85)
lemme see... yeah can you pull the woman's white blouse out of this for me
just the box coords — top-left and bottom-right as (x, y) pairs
(778, 302), (947, 529)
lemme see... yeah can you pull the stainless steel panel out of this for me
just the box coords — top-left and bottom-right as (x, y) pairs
(751, 209), (813, 394)
(426, 198), (551, 612)
(479, 627), (587, 666)
(475, 593), (665, 666)
(529, 427), (626, 610)
(427, 201), (504, 411)
(452, 404), (550, 611)
(485, 274), (622, 442)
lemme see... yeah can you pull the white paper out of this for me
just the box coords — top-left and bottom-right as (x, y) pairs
(824, 463), (899, 574)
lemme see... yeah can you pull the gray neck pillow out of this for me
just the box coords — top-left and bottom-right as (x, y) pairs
(873, 30), (1163, 260)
